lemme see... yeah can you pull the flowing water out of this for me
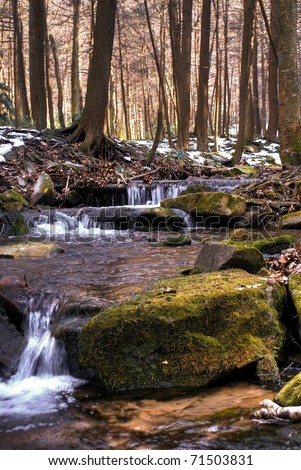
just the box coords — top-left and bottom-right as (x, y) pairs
(1, 203), (301, 449)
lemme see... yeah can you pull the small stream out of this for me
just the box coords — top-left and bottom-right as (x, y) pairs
(1, 201), (301, 449)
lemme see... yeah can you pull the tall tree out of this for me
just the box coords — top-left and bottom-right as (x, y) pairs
(29, 0), (47, 129)
(195, 0), (211, 152)
(71, 0), (83, 121)
(11, 0), (30, 126)
(267, 0), (279, 141)
(278, 0), (301, 165)
(71, 0), (117, 155)
(169, 0), (192, 149)
(231, 0), (256, 165)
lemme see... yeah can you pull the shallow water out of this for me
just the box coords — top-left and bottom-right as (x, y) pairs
(1, 218), (301, 449)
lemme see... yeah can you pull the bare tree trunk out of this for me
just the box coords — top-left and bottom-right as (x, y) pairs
(169, 0), (192, 149)
(71, 0), (83, 121)
(278, 0), (301, 165)
(29, 0), (47, 130)
(117, 11), (130, 140)
(252, 30), (261, 137)
(44, 12), (55, 130)
(231, 0), (256, 165)
(11, 0), (30, 125)
(70, 0), (117, 156)
(196, 0), (211, 151)
(222, 0), (229, 138)
(49, 34), (65, 128)
(144, 0), (173, 148)
(267, 0), (279, 141)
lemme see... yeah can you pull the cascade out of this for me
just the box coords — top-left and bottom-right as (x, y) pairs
(0, 293), (80, 419)
(127, 179), (255, 206)
(14, 293), (68, 380)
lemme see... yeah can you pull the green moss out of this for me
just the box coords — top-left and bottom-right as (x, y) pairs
(79, 270), (286, 392)
(162, 235), (191, 246)
(224, 235), (295, 255)
(252, 235), (295, 254)
(0, 242), (64, 258)
(275, 372), (301, 406)
(180, 184), (209, 196)
(281, 211), (301, 229)
(0, 190), (29, 212)
(161, 192), (246, 219)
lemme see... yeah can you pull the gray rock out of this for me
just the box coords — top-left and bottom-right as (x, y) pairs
(195, 241), (266, 274)
(30, 173), (55, 206)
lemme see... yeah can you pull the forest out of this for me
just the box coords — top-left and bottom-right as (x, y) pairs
(0, 0), (301, 166)
(3, 0), (301, 453)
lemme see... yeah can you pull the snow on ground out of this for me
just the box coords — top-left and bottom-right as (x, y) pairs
(0, 127), (281, 168)
(132, 136), (281, 167)
(0, 127), (38, 159)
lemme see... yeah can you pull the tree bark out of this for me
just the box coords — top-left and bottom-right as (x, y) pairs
(70, 0), (117, 156)
(169, 0), (192, 149)
(49, 34), (65, 128)
(231, 0), (256, 165)
(253, 399), (301, 421)
(278, 0), (301, 165)
(29, 0), (47, 129)
(71, 0), (83, 121)
(267, 0), (279, 141)
(11, 0), (30, 125)
(196, 0), (211, 151)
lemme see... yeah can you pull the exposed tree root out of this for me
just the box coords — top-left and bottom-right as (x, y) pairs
(253, 399), (301, 421)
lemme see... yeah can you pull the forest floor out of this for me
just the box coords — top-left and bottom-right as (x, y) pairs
(0, 126), (300, 210)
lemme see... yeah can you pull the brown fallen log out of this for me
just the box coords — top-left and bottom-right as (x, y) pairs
(253, 399), (301, 421)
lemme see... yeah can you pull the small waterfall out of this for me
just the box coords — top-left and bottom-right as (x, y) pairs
(14, 293), (68, 380)
(0, 293), (81, 420)
(127, 179), (255, 206)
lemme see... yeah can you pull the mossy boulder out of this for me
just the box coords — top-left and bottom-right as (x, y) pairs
(280, 211), (301, 229)
(161, 192), (246, 223)
(251, 235), (295, 254)
(275, 372), (301, 406)
(228, 234), (295, 255)
(30, 173), (55, 206)
(79, 270), (286, 392)
(138, 207), (186, 230)
(0, 190), (29, 212)
(0, 210), (29, 237)
(162, 234), (191, 246)
(195, 241), (266, 274)
(180, 184), (211, 196)
(0, 242), (64, 258)
(288, 273), (301, 342)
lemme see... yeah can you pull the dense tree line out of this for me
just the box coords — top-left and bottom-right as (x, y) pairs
(0, 0), (301, 165)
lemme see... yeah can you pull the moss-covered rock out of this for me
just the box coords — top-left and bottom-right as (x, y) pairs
(252, 235), (295, 254)
(256, 355), (281, 385)
(161, 192), (246, 222)
(138, 207), (186, 230)
(180, 184), (211, 196)
(195, 242), (266, 274)
(0, 190), (29, 212)
(162, 234), (191, 246)
(288, 273), (301, 342)
(275, 372), (301, 406)
(280, 211), (301, 229)
(227, 234), (295, 255)
(79, 269), (286, 392)
(0, 242), (64, 258)
(0, 210), (29, 237)
(30, 173), (55, 206)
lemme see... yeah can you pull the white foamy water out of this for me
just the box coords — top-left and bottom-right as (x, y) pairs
(0, 293), (83, 419)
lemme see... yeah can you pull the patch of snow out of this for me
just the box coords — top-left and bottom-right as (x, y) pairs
(11, 138), (25, 148)
(0, 155), (6, 163)
(0, 143), (13, 155)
